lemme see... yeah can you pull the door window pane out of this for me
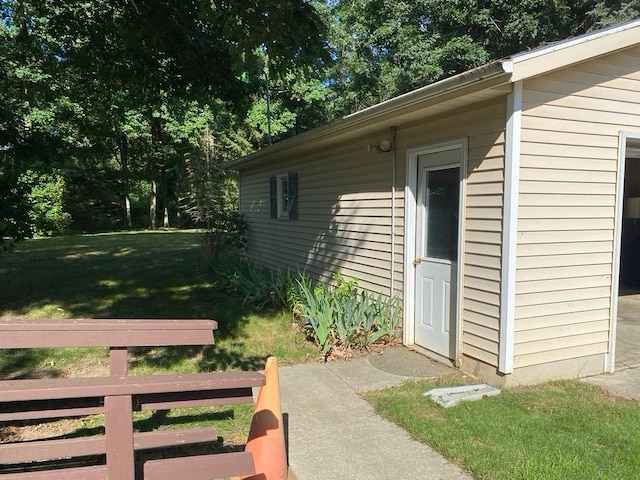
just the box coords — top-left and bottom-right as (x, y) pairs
(425, 167), (459, 261)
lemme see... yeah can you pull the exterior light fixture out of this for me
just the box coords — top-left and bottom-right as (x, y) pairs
(379, 139), (392, 152)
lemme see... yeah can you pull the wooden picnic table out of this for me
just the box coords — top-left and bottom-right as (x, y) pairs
(0, 317), (266, 480)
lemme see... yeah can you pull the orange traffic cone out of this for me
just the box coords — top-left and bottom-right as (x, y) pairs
(240, 356), (287, 480)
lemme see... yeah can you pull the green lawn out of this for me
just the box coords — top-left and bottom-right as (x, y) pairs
(0, 230), (315, 369)
(7, 232), (640, 477)
(364, 376), (640, 480)
(0, 230), (316, 443)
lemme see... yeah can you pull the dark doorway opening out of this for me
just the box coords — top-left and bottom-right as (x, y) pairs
(617, 137), (640, 370)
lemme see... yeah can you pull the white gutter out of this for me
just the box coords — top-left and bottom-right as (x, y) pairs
(227, 17), (640, 171)
(499, 80), (523, 374)
(390, 126), (397, 298)
(225, 61), (509, 169)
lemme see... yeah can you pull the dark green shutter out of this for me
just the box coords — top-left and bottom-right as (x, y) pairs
(288, 171), (298, 220)
(269, 176), (277, 218)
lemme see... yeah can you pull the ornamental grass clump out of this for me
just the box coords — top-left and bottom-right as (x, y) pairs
(205, 242), (401, 356)
(294, 272), (400, 357)
(210, 255), (293, 310)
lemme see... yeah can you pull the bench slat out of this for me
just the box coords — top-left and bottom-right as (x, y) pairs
(0, 387), (256, 422)
(143, 451), (256, 480)
(0, 318), (217, 348)
(133, 427), (218, 450)
(0, 318), (218, 331)
(0, 428), (217, 465)
(0, 405), (103, 422)
(0, 465), (107, 480)
(0, 371), (265, 403)
(0, 330), (215, 349)
(138, 387), (254, 410)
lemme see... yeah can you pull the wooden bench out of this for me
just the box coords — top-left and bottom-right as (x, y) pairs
(0, 317), (266, 480)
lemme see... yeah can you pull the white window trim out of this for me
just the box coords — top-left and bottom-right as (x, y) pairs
(276, 173), (290, 219)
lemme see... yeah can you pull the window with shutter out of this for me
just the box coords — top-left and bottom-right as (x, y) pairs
(269, 172), (298, 220)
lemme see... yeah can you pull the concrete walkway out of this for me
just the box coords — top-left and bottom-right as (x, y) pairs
(584, 366), (640, 400)
(277, 344), (640, 480)
(279, 353), (473, 480)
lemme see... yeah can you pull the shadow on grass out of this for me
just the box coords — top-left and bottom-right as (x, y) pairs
(0, 350), (63, 380)
(128, 345), (268, 372)
(0, 231), (274, 377)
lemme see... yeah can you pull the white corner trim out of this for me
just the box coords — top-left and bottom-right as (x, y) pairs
(499, 81), (523, 374)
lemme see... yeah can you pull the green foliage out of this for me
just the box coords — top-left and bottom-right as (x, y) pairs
(208, 254), (294, 311)
(0, 0), (327, 234)
(0, 169), (32, 251)
(294, 271), (401, 355)
(206, 252), (400, 355)
(325, 0), (640, 115)
(1, 0), (638, 238)
(295, 274), (338, 353)
(20, 170), (71, 236)
(177, 103), (251, 229)
(200, 211), (248, 263)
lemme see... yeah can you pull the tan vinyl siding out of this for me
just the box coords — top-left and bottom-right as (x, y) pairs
(238, 97), (506, 365)
(239, 137), (399, 294)
(514, 46), (640, 368)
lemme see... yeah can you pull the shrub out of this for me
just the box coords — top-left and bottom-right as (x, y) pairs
(207, 253), (293, 310)
(294, 271), (400, 355)
(19, 170), (71, 237)
(200, 211), (248, 263)
(206, 246), (401, 354)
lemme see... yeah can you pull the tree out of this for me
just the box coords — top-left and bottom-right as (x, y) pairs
(0, 0), (328, 235)
(324, 0), (640, 116)
(1, 0), (637, 241)
(0, 0), (78, 242)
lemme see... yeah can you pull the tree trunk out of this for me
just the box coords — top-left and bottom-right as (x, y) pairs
(124, 196), (132, 228)
(161, 165), (170, 228)
(149, 116), (161, 230)
(149, 175), (157, 229)
(118, 134), (132, 229)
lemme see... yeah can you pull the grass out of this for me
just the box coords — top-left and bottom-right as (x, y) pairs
(8, 231), (639, 477)
(0, 230), (316, 443)
(364, 376), (640, 480)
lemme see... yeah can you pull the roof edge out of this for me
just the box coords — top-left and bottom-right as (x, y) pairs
(224, 60), (509, 169)
(511, 17), (640, 64)
(226, 18), (640, 170)
(508, 17), (640, 80)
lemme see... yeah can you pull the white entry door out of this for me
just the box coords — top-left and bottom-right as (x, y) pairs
(414, 147), (462, 358)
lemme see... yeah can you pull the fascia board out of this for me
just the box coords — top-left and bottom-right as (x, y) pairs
(509, 19), (640, 81)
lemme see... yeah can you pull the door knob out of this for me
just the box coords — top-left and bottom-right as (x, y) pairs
(413, 257), (422, 265)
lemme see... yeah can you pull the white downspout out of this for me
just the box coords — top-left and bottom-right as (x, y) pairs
(499, 80), (522, 374)
(390, 126), (397, 298)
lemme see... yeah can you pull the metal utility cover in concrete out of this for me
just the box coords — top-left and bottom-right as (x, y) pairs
(424, 384), (501, 408)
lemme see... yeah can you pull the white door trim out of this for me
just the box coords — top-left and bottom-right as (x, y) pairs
(403, 139), (467, 361)
(608, 131), (640, 372)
